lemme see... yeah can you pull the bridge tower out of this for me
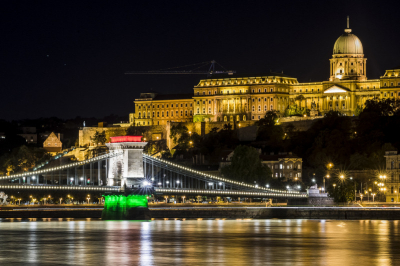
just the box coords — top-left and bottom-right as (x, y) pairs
(105, 136), (147, 189)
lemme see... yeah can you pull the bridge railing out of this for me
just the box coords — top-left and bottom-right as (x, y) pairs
(144, 154), (306, 196)
(154, 188), (307, 198)
(1, 152), (123, 181)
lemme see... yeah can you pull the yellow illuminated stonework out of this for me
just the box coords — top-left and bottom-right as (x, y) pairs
(131, 18), (398, 125)
(131, 93), (194, 126)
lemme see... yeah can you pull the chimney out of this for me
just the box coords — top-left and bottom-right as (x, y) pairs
(58, 133), (61, 140)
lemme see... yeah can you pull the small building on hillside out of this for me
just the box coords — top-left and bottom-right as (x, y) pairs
(18, 126), (37, 143)
(43, 132), (62, 154)
(219, 149), (302, 181)
(260, 152), (303, 181)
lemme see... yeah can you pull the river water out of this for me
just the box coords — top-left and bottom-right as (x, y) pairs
(0, 219), (399, 265)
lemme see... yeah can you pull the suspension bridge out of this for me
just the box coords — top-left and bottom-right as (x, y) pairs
(0, 137), (307, 199)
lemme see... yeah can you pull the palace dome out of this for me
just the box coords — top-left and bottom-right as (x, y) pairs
(333, 29), (363, 55)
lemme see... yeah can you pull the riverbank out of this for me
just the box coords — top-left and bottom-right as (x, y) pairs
(1, 206), (400, 220)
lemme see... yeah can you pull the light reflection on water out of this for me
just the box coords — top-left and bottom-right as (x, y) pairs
(0, 219), (399, 265)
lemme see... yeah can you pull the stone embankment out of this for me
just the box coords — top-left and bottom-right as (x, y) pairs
(1, 206), (400, 220)
(149, 207), (400, 220)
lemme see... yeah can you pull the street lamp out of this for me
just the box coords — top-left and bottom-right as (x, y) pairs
(86, 197), (90, 204)
(266, 184), (269, 188)
(372, 193), (376, 202)
(333, 184), (336, 189)
(324, 175), (330, 191)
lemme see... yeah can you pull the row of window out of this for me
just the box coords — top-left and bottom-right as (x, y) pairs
(269, 163), (302, 170)
(137, 103), (192, 110)
(294, 88), (321, 93)
(195, 87), (289, 95)
(383, 92), (400, 97)
(136, 120), (189, 126)
(252, 105), (274, 112)
(274, 172), (302, 178)
(138, 110), (193, 118)
(294, 86), (378, 93)
(200, 79), (295, 86)
(383, 82), (400, 87)
(338, 62), (362, 66)
(223, 115), (247, 122)
(252, 97), (275, 103)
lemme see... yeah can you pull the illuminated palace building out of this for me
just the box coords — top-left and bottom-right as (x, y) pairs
(131, 19), (400, 126)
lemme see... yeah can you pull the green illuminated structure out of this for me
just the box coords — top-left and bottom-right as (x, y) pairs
(101, 194), (150, 220)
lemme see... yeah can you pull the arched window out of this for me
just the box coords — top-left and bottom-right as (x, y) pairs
(243, 115), (246, 121)
(224, 116), (227, 122)
(236, 115), (240, 121)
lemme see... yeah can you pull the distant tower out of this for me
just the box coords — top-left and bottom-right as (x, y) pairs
(329, 16), (367, 81)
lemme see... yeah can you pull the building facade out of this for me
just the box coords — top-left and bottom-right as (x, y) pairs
(384, 151), (400, 202)
(260, 153), (303, 181)
(219, 150), (302, 182)
(43, 132), (62, 154)
(131, 19), (400, 125)
(131, 93), (194, 126)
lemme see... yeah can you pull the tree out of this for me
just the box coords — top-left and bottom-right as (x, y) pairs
(295, 94), (306, 109)
(170, 123), (188, 144)
(327, 180), (356, 203)
(91, 131), (107, 146)
(223, 123), (232, 131)
(257, 111), (284, 145)
(221, 145), (271, 185)
(361, 98), (400, 117)
(258, 111), (278, 127)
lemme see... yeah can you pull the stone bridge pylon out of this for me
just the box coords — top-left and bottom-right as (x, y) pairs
(106, 136), (147, 188)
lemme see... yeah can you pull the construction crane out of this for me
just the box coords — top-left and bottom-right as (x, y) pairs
(125, 60), (235, 77)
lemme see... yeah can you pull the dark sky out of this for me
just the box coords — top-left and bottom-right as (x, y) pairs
(2, 0), (400, 121)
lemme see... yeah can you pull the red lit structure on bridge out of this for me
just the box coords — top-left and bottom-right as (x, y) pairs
(109, 136), (143, 143)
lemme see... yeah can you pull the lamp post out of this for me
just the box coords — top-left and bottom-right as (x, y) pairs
(324, 175), (330, 192)
(87, 197), (90, 205)
(372, 193), (376, 202)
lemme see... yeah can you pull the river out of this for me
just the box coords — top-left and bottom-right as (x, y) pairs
(0, 219), (399, 265)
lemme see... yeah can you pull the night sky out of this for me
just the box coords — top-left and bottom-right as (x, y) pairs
(2, 1), (400, 121)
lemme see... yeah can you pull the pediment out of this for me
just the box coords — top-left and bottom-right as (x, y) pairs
(323, 85), (350, 94)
